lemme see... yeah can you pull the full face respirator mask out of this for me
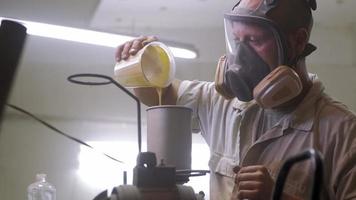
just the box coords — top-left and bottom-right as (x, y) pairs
(215, 0), (317, 109)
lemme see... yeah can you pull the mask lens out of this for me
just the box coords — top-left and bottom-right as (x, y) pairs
(224, 15), (283, 70)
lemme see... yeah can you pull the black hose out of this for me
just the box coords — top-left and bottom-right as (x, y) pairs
(273, 149), (323, 200)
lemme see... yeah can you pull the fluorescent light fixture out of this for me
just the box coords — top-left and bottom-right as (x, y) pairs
(0, 17), (197, 59)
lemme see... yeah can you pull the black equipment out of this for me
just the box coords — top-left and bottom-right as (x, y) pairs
(0, 20), (27, 124)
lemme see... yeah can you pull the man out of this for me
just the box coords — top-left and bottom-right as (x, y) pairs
(115, 0), (356, 199)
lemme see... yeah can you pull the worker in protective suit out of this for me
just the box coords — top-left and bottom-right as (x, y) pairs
(115, 0), (356, 199)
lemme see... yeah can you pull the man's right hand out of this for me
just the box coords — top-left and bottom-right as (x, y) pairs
(115, 35), (158, 62)
(114, 35), (180, 106)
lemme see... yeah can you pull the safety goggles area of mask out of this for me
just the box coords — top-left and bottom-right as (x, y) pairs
(223, 14), (287, 68)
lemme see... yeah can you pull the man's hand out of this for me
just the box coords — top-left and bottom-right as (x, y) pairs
(115, 35), (158, 62)
(231, 165), (274, 200)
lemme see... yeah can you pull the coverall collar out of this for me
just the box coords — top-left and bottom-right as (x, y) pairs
(287, 75), (324, 131)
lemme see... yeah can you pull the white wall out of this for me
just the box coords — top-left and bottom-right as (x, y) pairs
(0, 115), (134, 200)
(308, 25), (356, 111)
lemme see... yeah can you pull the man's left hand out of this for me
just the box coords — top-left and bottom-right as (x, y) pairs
(231, 165), (274, 200)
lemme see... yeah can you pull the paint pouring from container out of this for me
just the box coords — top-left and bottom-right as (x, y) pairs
(146, 105), (192, 170)
(114, 42), (175, 88)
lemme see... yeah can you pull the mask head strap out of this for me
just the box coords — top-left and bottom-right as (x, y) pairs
(232, 0), (317, 13)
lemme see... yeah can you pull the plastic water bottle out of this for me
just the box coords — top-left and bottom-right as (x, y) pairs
(27, 174), (56, 200)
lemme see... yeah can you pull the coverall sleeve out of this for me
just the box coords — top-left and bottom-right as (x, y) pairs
(176, 80), (216, 137)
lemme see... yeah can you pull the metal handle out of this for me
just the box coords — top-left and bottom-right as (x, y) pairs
(67, 73), (142, 153)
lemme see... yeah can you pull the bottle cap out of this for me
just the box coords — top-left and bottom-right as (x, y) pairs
(36, 173), (47, 182)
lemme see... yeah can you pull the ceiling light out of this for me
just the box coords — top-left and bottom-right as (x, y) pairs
(0, 17), (198, 59)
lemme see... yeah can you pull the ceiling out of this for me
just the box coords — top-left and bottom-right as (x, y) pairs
(0, 0), (356, 122)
